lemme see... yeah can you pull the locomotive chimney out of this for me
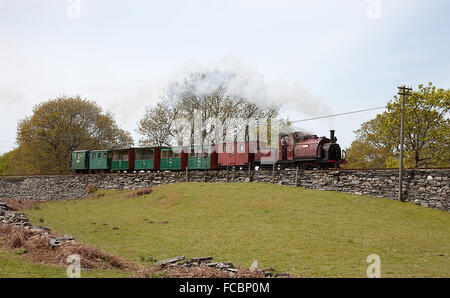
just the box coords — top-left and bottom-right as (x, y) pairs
(330, 130), (335, 143)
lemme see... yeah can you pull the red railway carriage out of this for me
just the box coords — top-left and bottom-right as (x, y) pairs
(217, 141), (255, 167)
(250, 141), (278, 165)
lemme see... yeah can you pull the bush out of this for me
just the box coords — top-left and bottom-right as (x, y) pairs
(152, 271), (167, 278)
(126, 188), (153, 199)
(16, 248), (28, 255)
(87, 185), (98, 194)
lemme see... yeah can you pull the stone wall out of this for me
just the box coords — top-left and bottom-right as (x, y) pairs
(0, 169), (448, 211)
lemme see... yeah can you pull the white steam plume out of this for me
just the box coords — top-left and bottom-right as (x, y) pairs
(159, 56), (331, 118)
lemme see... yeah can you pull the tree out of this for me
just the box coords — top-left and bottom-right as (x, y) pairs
(138, 101), (176, 146)
(345, 83), (450, 168)
(14, 95), (133, 174)
(0, 151), (14, 175)
(138, 70), (281, 148)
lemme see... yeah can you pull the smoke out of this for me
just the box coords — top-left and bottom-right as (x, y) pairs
(160, 56), (331, 117)
(278, 126), (313, 136)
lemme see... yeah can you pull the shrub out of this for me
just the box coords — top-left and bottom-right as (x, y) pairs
(126, 188), (153, 199)
(16, 248), (28, 255)
(152, 271), (167, 278)
(87, 185), (98, 194)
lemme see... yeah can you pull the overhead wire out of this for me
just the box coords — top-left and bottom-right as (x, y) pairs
(290, 106), (386, 123)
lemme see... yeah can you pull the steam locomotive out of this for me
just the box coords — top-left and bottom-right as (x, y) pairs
(71, 130), (345, 173)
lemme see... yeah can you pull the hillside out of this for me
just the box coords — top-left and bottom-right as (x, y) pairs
(24, 182), (450, 277)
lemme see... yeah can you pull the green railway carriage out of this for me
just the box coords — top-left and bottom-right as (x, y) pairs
(71, 150), (89, 173)
(160, 147), (187, 170)
(89, 150), (111, 172)
(111, 148), (135, 172)
(134, 147), (161, 171)
(187, 145), (218, 169)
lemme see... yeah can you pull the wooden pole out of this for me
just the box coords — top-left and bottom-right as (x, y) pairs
(204, 152), (207, 182)
(272, 163), (275, 183)
(185, 167), (188, 182)
(226, 165), (229, 182)
(397, 85), (412, 202)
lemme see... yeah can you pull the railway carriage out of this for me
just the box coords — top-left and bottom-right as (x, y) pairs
(160, 146), (188, 171)
(111, 148), (135, 172)
(218, 141), (255, 167)
(134, 147), (161, 171)
(187, 145), (218, 170)
(89, 150), (111, 172)
(71, 150), (90, 173)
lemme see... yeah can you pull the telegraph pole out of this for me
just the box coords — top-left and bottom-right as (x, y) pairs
(397, 85), (413, 202)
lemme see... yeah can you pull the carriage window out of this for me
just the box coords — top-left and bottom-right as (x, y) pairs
(98, 153), (102, 159)
(173, 152), (180, 158)
(144, 149), (153, 160)
(103, 153), (107, 159)
(161, 151), (168, 158)
(113, 151), (120, 161)
(136, 150), (142, 160)
(190, 149), (195, 157)
(223, 144), (226, 153)
(240, 144), (244, 152)
(92, 153), (96, 159)
(122, 151), (129, 161)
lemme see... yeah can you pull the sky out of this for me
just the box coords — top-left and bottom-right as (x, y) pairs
(0, 0), (449, 154)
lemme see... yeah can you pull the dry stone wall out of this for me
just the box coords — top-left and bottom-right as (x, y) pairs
(0, 169), (448, 211)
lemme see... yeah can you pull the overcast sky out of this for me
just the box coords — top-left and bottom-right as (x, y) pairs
(0, 0), (449, 154)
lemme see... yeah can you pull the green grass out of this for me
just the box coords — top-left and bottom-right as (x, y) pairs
(0, 249), (132, 278)
(25, 182), (450, 277)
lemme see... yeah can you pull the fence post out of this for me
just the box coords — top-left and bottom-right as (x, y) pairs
(226, 165), (229, 182)
(272, 163), (275, 183)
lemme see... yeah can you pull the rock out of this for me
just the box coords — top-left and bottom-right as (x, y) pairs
(206, 262), (235, 269)
(49, 236), (75, 248)
(185, 256), (213, 264)
(250, 260), (258, 272)
(427, 175), (433, 181)
(0, 201), (8, 211)
(274, 273), (291, 278)
(30, 226), (50, 234)
(153, 256), (185, 266)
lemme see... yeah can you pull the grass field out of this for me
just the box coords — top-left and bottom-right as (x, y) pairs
(0, 249), (132, 278)
(23, 182), (450, 278)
